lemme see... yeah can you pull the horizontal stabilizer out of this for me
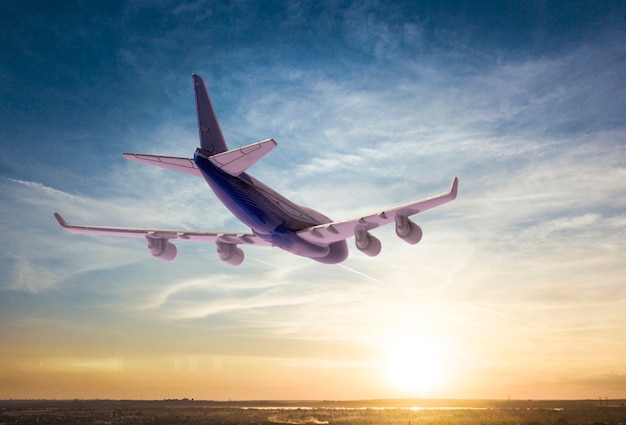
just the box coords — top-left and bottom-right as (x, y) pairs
(123, 139), (276, 177)
(207, 138), (276, 176)
(122, 153), (202, 176)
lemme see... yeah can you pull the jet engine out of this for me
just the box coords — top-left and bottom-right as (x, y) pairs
(146, 236), (177, 262)
(216, 242), (244, 266)
(354, 228), (382, 257)
(395, 215), (422, 245)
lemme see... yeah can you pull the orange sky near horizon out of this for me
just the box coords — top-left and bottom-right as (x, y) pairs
(1, 1), (625, 402)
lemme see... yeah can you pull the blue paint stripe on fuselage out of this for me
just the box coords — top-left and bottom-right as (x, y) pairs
(194, 151), (325, 243)
(194, 153), (282, 234)
(194, 150), (348, 262)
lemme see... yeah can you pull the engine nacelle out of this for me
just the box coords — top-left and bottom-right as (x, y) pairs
(146, 236), (177, 262)
(395, 215), (422, 245)
(216, 242), (244, 266)
(354, 228), (382, 257)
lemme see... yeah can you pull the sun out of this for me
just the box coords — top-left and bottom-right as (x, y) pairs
(384, 337), (445, 394)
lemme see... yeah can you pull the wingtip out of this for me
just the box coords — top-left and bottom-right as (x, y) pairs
(53, 212), (68, 227)
(450, 176), (459, 199)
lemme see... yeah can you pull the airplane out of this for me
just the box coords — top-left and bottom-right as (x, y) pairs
(54, 74), (458, 266)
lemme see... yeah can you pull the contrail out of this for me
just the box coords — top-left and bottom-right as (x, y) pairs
(253, 258), (277, 267)
(338, 263), (385, 284)
(254, 257), (385, 285)
(464, 303), (567, 333)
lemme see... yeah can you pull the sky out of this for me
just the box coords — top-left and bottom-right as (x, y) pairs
(1, 0), (625, 401)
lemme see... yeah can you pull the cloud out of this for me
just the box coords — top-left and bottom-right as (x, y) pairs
(0, 173), (231, 293)
(1, 1), (625, 399)
(569, 373), (626, 391)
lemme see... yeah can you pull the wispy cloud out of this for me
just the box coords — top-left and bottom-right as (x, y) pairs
(1, 0), (625, 399)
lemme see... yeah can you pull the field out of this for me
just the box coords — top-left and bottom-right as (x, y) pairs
(1, 399), (625, 425)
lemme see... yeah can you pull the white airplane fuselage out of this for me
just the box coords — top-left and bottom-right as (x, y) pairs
(193, 148), (350, 264)
(54, 73), (457, 266)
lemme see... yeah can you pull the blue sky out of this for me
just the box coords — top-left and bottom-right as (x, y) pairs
(1, 0), (625, 400)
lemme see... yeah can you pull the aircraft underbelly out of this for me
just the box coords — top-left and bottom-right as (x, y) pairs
(195, 154), (334, 258)
(200, 169), (279, 232)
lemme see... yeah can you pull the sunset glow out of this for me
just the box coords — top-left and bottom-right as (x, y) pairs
(1, 1), (625, 400)
(385, 336), (446, 394)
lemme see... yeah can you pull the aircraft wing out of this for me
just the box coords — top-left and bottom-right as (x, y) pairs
(122, 138), (277, 177)
(297, 177), (458, 244)
(53, 213), (272, 246)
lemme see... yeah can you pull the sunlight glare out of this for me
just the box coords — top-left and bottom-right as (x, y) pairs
(385, 337), (445, 394)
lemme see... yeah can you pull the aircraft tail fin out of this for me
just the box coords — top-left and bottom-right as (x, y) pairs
(192, 74), (228, 155)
